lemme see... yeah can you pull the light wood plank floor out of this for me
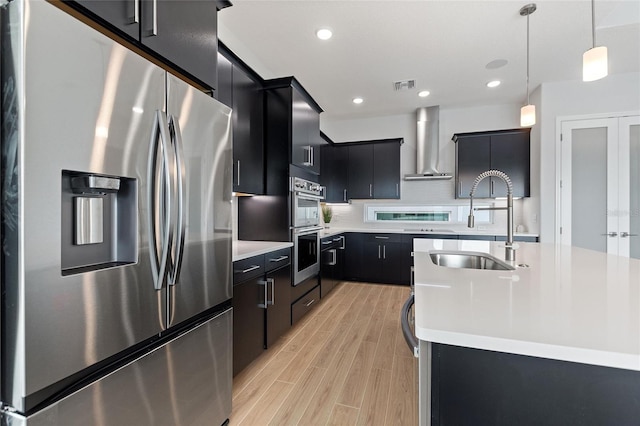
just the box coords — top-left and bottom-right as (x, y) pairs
(230, 282), (418, 426)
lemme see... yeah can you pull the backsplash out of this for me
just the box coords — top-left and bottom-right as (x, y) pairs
(324, 198), (531, 235)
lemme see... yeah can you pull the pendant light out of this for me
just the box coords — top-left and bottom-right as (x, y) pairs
(583, 0), (608, 81)
(520, 3), (537, 127)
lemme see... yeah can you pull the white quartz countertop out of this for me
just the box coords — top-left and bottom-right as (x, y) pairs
(233, 240), (293, 262)
(413, 239), (640, 371)
(320, 227), (538, 239)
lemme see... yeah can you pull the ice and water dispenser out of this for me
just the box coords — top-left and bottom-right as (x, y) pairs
(61, 170), (137, 275)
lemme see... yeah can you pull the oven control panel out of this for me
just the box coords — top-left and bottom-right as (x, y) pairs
(290, 177), (324, 197)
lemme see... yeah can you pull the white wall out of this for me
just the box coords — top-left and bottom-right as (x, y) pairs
(321, 103), (531, 234)
(537, 72), (640, 242)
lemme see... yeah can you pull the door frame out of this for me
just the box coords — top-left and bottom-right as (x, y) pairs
(556, 111), (640, 248)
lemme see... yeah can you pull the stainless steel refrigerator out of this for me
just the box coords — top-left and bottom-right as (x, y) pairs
(1, 1), (233, 424)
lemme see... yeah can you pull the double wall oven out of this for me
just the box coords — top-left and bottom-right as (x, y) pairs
(291, 177), (324, 285)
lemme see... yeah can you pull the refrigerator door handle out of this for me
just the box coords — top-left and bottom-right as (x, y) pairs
(168, 114), (186, 286)
(147, 110), (174, 290)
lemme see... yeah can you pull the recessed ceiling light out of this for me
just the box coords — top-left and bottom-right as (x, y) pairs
(418, 90), (430, 97)
(352, 97), (364, 104)
(486, 80), (501, 88)
(316, 28), (333, 40)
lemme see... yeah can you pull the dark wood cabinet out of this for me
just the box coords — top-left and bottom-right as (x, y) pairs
(347, 144), (374, 199)
(233, 247), (292, 374)
(71, 0), (139, 39)
(232, 255), (267, 376)
(264, 263), (291, 348)
(454, 129), (530, 199)
(320, 142), (349, 203)
(373, 142), (401, 199)
(320, 234), (345, 297)
(71, 0), (221, 89)
(346, 140), (402, 200)
(343, 233), (405, 284)
(264, 78), (323, 194)
(431, 343), (640, 425)
(217, 46), (264, 195)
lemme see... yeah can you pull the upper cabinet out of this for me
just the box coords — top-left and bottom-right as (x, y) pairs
(264, 77), (323, 194)
(320, 134), (349, 203)
(320, 139), (402, 201)
(69, 0), (229, 90)
(348, 140), (402, 200)
(217, 46), (265, 195)
(454, 129), (530, 198)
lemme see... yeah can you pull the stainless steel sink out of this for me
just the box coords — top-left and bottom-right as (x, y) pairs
(429, 251), (515, 271)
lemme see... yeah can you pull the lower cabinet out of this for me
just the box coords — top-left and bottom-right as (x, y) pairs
(320, 234), (345, 297)
(344, 233), (406, 285)
(232, 247), (292, 376)
(292, 285), (321, 324)
(265, 262), (292, 348)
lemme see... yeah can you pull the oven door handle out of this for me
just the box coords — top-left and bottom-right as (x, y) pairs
(293, 226), (324, 236)
(294, 192), (325, 201)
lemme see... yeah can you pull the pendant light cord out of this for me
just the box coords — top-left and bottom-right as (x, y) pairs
(591, 0), (596, 48)
(526, 12), (530, 105)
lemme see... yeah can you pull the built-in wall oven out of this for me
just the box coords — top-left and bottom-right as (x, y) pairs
(291, 177), (324, 285)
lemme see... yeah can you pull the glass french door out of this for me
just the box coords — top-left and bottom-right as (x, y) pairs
(560, 115), (640, 259)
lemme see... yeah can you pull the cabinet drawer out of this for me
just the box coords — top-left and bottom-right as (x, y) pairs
(291, 285), (320, 325)
(233, 255), (265, 284)
(362, 233), (402, 243)
(265, 247), (292, 272)
(320, 237), (339, 250)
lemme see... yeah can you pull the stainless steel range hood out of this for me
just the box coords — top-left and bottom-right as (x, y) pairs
(404, 106), (453, 180)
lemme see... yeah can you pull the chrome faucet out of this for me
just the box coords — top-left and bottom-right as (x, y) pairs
(467, 170), (516, 262)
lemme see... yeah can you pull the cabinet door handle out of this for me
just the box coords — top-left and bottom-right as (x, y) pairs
(151, 0), (158, 36)
(383, 245), (386, 259)
(396, 183), (399, 197)
(602, 232), (618, 237)
(236, 160), (240, 187)
(378, 245), (381, 259)
(311, 146), (314, 166)
(491, 180), (494, 196)
(369, 184), (373, 197)
(621, 232), (638, 238)
(343, 189), (347, 202)
(329, 249), (337, 266)
(237, 265), (260, 274)
(258, 279), (268, 309)
(269, 277), (275, 305)
(133, 0), (139, 23)
(458, 181), (462, 196)
(375, 236), (389, 239)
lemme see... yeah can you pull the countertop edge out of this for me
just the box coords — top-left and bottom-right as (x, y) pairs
(320, 227), (539, 239)
(415, 327), (640, 372)
(232, 241), (293, 262)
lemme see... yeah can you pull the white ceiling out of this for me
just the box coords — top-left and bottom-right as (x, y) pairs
(218, 1), (640, 120)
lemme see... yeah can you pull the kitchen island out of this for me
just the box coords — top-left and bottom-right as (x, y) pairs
(413, 239), (640, 425)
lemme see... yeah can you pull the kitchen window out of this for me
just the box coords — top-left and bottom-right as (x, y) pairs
(365, 204), (491, 224)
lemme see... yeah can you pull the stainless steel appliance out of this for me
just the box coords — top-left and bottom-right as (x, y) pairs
(290, 177), (323, 285)
(293, 225), (323, 285)
(291, 176), (323, 228)
(1, 1), (233, 424)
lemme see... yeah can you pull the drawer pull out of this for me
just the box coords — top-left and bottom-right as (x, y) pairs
(322, 241), (333, 245)
(237, 265), (260, 274)
(332, 237), (342, 242)
(375, 236), (389, 239)
(304, 298), (316, 307)
(269, 255), (289, 262)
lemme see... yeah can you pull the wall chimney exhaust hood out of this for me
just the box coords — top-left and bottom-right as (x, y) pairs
(404, 106), (452, 181)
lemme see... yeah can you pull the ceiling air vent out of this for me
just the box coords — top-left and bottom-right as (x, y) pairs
(393, 79), (416, 91)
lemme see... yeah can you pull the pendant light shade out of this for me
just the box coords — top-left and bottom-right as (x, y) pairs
(583, 0), (608, 82)
(520, 3), (537, 127)
(583, 46), (608, 81)
(520, 104), (536, 127)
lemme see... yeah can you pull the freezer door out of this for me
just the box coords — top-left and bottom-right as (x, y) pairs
(2, 0), (168, 411)
(3, 309), (233, 426)
(165, 74), (233, 326)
